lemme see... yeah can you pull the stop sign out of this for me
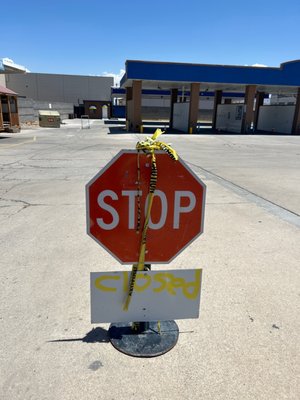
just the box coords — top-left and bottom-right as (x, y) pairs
(86, 150), (206, 264)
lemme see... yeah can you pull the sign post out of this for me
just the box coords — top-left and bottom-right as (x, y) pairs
(86, 142), (206, 357)
(109, 265), (180, 358)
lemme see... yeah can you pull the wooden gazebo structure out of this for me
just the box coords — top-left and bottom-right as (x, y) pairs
(0, 84), (20, 132)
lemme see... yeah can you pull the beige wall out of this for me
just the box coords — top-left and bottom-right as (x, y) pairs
(5, 73), (113, 105)
(0, 75), (6, 87)
(17, 97), (73, 124)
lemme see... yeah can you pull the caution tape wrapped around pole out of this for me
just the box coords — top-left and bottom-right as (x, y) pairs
(123, 129), (178, 311)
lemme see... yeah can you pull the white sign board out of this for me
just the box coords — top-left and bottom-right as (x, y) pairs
(91, 269), (202, 323)
(173, 102), (190, 132)
(257, 105), (295, 134)
(216, 104), (244, 133)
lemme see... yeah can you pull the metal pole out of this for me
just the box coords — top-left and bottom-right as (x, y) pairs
(108, 263), (179, 357)
(132, 264), (151, 332)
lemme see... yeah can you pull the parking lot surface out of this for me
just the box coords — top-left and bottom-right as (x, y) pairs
(1, 120), (300, 400)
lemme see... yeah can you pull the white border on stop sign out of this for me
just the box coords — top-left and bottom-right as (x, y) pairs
(86, 150), (206, 265)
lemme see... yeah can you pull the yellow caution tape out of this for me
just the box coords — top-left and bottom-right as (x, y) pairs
(157, 320), (161, 334)
(123, 129), (178, 311)
(136, 129), (178, 161)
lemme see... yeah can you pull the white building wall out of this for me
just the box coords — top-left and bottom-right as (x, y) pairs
(270, 94), (296, 105)
(142, 98), (170, 107)
(36, 74), (64, 101)
(0, 75), (6, 87)
(199, 97), (214, 110)
(257, 105), (295, 134)
(141, 97), (215, 109)
(5, 73), (113, 104)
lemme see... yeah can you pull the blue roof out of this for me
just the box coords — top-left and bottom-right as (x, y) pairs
(121, 60), (300, 88)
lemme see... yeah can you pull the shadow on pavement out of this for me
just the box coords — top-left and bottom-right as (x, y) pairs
(107, 126), (128, 134)
(48, 327), (110, 344)
(105, 121), (293, 136)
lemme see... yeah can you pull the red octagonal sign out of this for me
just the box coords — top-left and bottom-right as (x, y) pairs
(86, 150), (206, 264)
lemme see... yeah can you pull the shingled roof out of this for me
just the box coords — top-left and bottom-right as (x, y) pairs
(0, 84), (17, 95)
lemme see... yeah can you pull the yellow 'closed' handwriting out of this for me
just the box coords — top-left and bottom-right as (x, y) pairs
(153, 271), (200, 300)
(94, 270), (201, 300)
(94, 275), (119, 292)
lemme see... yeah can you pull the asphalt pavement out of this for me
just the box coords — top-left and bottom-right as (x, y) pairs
(1, 120), (299, 400)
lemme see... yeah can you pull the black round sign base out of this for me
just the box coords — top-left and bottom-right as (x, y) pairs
(109, 320), (179, 358)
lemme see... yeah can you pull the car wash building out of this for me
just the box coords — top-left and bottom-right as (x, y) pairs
(120, 59), (300, 134)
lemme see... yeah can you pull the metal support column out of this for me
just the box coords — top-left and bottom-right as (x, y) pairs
(212, 90), (222, 130)
(188, 83), (200, 134)
(292, 87), (300, 134)
(254, 91), (265, 132)
(242, 85), (257, 133)
(126, 81), (142, 133)
(169, 88), (178, 129)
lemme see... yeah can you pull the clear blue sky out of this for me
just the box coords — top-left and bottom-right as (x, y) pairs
(2, 0), (300, 81)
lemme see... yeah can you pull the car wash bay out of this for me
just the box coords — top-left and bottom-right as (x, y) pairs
(119, 59), (300, 134)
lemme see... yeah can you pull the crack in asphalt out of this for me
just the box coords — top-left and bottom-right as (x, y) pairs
(0, 171), (16, 179)
(0, 199), (41, 219)
(0, 197), (83, 220)
(1, 181), (31, 196)
(0, 198), (42, 207)
(0, 161), (21, 167)
(0, 198), (83, 208)
(17, 163), (62, 169)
